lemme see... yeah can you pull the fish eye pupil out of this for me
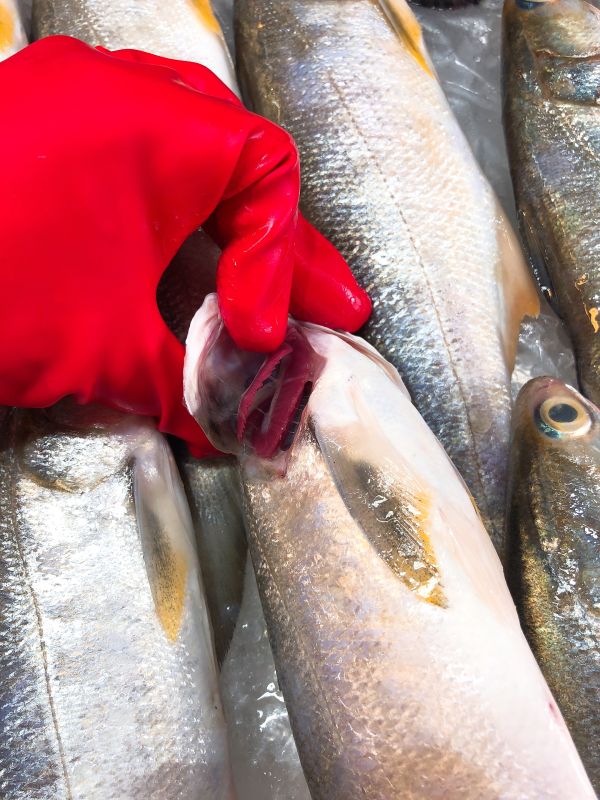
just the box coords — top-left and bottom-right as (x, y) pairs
(537, 395), (592, 438)
(548, 403), (578, 424)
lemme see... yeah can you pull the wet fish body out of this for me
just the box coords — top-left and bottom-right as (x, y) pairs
(235, 0), (539, 555)
(220, 556), (311, 800)
(185, 296), (593, 800)
(0, 405), (234, 799)
(32, 0), (237, 92)
(503, 0), (600, 405)
(508, 376), (600, 792)
(177, 452), (247, 666)
(0, 0), (27, 60)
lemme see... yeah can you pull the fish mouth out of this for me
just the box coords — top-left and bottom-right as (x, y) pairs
(184, 295), (323, 460)
(515, 376), (598, 440)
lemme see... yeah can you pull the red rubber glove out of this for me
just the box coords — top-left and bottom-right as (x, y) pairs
(0, 37), (370, 454)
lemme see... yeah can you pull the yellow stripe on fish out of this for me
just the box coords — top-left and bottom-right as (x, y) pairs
(0, 1), (15, 51)
(378, 0), (434, 78)
(189, 0), (221, 34)
(150, 533), (189, 643)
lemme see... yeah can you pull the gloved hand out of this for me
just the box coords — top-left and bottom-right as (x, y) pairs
(0, 36), (371, 454)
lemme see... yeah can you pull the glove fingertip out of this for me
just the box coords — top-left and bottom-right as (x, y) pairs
(342, 285), (372, 332)
(221, 300), (288, 353)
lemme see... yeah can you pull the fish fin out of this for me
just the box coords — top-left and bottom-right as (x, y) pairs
(133, 435), (197, 642)
(313, 391), (447, 609)
(517, 205), (559, 312)
(496, 203), (541, 370)
(189, 0), (223, 34)
(0, 1), (15, 50)
(377, 0), (435, 77)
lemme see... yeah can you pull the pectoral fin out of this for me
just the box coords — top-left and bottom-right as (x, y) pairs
(496, 205), (541, 370)
(378, 0), (435, 78)
(134, 436), (196, 642)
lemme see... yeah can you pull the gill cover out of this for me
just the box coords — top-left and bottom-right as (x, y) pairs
(184, 294), (323, 461)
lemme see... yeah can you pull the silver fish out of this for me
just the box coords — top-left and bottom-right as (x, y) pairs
(32, 0), (237, 92)
(177, 450), (247, 666)
(0, 0), (27, 59)
(220, 556), (311, 800)
(185, 294), (593, 800)
(503, 0), (600, 406)
(234, 0), (540, 557)
(0, 403), (234, 799)
(507, 376), (600, 792)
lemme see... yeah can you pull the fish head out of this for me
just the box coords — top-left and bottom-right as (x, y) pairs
(504, 0), (600, 103)
(510, 377), (600, 615)
(184, 294), (325, 468)
(509, 377), (600, 586)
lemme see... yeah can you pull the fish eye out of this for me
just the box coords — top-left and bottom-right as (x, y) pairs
(536, 396), (592, 438)
(516, 0), (548, 8)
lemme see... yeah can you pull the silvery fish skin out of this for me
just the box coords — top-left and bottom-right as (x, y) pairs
(0, 0), (27, 59)
(32, 0), (237, 92)
(235, 0), (539, 556)
(503, 0), (600, 405)
(220, 557), (311, 800)
(184, 296), (593, 800)
(507, 377), (600, 792)
(177, 451), (247, 666)
(0, 404), (235, 800)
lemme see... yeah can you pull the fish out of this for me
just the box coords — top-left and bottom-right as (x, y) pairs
(31, 0), (248, 663)
(176, 448), (247, 666)
(32, 0), (237, 93)
(507, 376), (600, 793)
(0, 0), (27, 60)
(0, 402), (235, 799)
(234, 0), (540, 557)
(220, 556), (311, 800)
(503, 0), (600, 407)
(184, 294), (594, 800)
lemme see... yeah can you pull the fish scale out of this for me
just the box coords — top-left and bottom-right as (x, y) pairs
(235, 0), (539, 555)
(0, 406), (234, 799)
(32, 0), (237, 92)
(503, 0), (600, 406)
